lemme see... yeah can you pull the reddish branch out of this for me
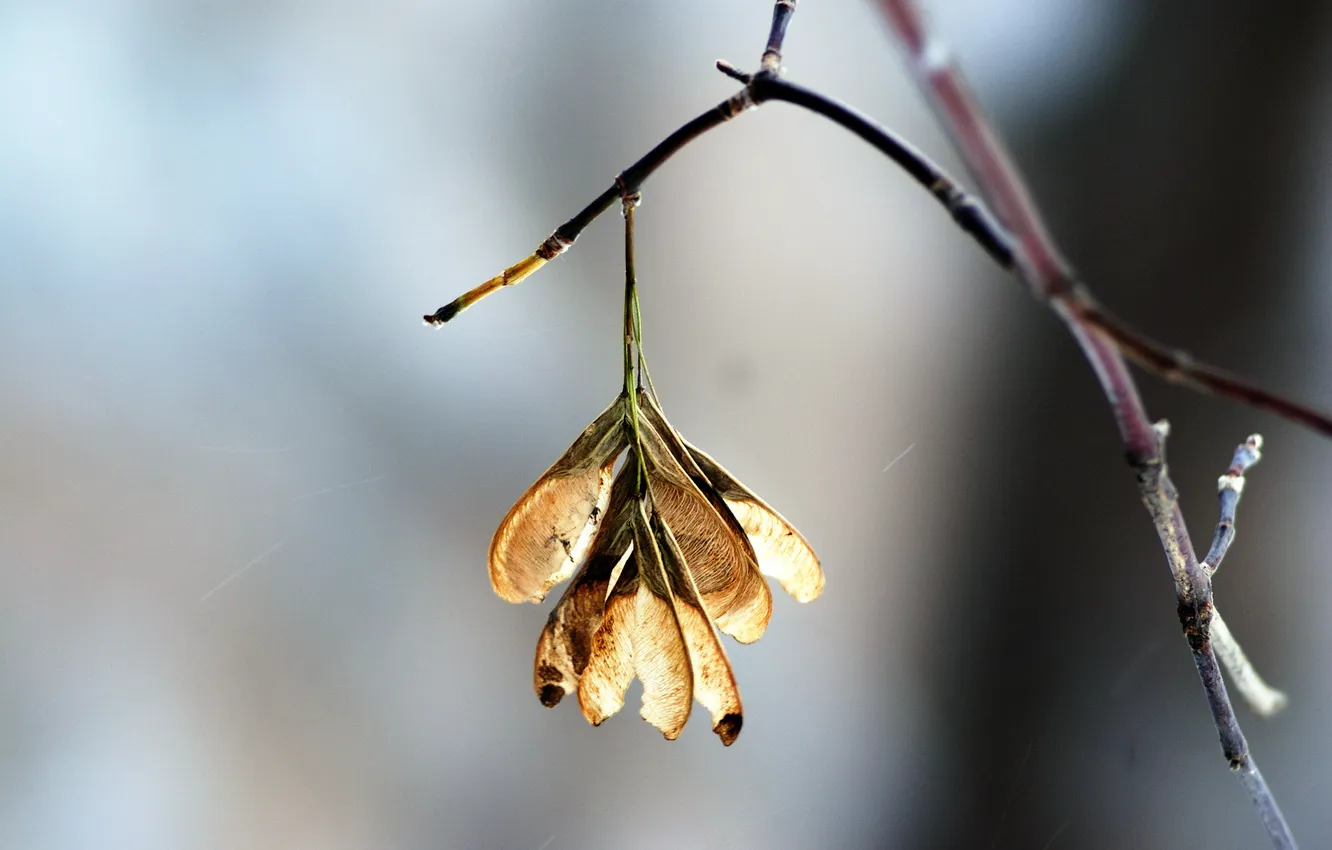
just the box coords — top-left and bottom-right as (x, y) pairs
(872, 2), (1296, 846)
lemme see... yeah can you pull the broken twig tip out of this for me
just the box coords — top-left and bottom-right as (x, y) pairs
(424, 300), (463, 327)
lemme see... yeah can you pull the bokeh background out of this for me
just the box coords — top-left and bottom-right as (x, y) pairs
(3, 1), (1331, 848)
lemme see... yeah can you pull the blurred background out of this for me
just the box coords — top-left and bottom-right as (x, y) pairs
(2, 1), (1331, 848)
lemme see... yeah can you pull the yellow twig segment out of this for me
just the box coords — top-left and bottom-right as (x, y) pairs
(424, 253), (548, 325)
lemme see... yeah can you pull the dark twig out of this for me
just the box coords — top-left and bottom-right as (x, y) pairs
(874, 1), (1295, 846)
(726, 67), (1332, 441)
(746, 70), (1015, 266)
(761, 0), (797, 73)
(422, 94), (754, 325)
(423, 18), (1332, 449)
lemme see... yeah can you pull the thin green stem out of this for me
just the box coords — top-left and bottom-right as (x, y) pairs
(633, 289), (644, 393)
(622, 196), (649, 496)
(622, 218), (635, 402)
(631, 287), (662, 403)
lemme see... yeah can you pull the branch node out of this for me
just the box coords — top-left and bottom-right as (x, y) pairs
(1178, 599), (1214, 651)
(536, 233), (574, 261)
(919, 38), (951, 77)
(723, 86), (758, 118)
(620, 191), (642, 213)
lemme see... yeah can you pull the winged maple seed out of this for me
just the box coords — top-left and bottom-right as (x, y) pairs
(489, 389), (823, 745)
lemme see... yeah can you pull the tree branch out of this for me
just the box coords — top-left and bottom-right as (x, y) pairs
(423, 13), (1332, 445)
(1200, 434), (1289, 717)
(761, 0), (797, 73)
(1071, 302), (1332, 441)
(872, 1), (1295, 846)
(1203, 434), (1264, 574)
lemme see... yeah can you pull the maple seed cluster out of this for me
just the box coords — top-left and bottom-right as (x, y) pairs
(488, 387), (824, 745)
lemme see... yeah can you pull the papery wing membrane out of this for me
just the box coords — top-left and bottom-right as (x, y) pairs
(652, 512), (744, 745)
(489, 397), (626, 603)
(685, 444), (824, 603)
(627, 507), (696, 740)
(637, 414), (772, 644)
(638, 389), (822, 604)
(577, 544), (640, 727)
(533, 470), (637, 707)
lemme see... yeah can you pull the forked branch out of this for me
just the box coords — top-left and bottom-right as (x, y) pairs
(424, 9), (1332, 445)
(1201, 435), (1289, 718)
(873, 1), (1295, 845)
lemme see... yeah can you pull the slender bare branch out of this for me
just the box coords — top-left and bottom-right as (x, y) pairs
(1195, 434), (1289, 717)
(746, 70), (1015, 265)
(873, 2), (1295, 846)
(423, 32), (1332, 448)
(1073, 305), (1332, 441)
(874, 0), (1070, 293)
(422, 95), (753, 325)
(761, 0), (797, 73)
(1135, 426), (1293, 845)
(1203, 434), (1264, 574)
